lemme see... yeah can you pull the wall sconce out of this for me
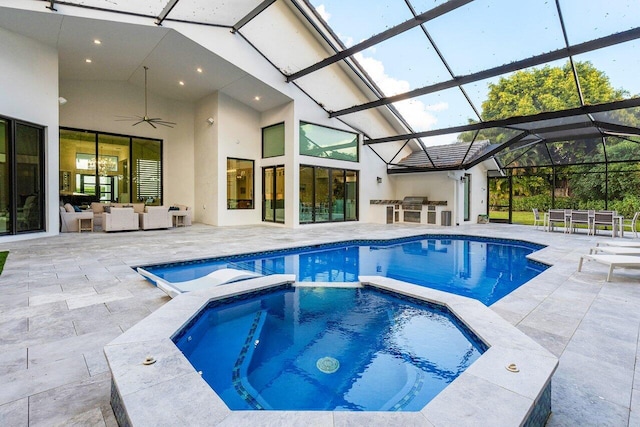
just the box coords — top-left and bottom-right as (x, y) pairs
(58, 97), (67, 105)
(376, 176), (382, 183)
(206, 117), (214, 125)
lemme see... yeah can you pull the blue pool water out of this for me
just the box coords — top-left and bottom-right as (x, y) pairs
(173, 285), (487, 411)
(144, 235), (547, 305)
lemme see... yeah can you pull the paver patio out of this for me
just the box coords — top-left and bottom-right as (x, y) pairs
(0, 222), (638, 426)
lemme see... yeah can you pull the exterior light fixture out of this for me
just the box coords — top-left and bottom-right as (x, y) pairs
(93, 39), (101, 45)
(254, 96), (261, 101)
(85, 58), (92, 63)
(179, 81), (185, 86)
(376, 177), (382, 183)
(206, 117), (214, 125)
(196, 67), (203, 73)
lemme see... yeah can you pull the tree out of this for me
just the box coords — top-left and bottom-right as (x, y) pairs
(459, 61), (628, 144)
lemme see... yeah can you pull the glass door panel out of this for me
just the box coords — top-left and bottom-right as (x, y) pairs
(263, 167), (275, 222)
(98, 134), (128, 203)
(132, 138), (162, 205)
(345, 170), (357, 221)
(330, 170), (345, 221)
(15, 124), (43, 232)
(315, 167), (330, 222)
(300, 166), (314, 223)
(0, 120), (9, 234)
(275, 166), (284, 222)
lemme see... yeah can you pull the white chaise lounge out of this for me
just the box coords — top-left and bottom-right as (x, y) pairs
(590, 246), (640, 255)
(577, 254), (640, 282)
(137, 267), (261, 298)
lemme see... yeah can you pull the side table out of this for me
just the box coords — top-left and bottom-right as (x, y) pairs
(171, 211), (187, 227)
(78, 217), (93, 233)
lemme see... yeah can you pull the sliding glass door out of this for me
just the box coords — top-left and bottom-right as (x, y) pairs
(263, 165), (284, 223)
(0, 117), (45, 235)
(59, 128), (162, 206)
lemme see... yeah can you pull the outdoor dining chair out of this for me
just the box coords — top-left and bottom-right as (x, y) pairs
(532, 208), (544, 229)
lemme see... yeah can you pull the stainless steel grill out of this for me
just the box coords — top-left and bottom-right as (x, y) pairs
(401, 196), (429, 211)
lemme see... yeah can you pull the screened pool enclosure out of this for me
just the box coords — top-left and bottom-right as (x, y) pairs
(40, 0), (640, 223)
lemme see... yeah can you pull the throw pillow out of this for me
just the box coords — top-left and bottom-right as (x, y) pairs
(104, 206), (111, 213)
(64, 203), (75, 213)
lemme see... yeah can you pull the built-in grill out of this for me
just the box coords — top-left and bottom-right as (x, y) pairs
(401, 196), (429, 223)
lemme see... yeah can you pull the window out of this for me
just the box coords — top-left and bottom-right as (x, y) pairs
(227, 158), (254, 209)
(299, 121), (358, 162)
(262, 123), (285, 158)
(299, 165), (358, 223)
(263, 166), (284, 223)
(59, 128), (162, 205)
(0, 117), (45, 235)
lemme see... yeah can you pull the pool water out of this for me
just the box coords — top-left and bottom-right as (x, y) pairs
(145, 235), (547, 305)
(173, 286), (486, 411)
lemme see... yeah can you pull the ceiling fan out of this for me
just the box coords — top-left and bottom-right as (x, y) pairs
(116, 66), (176, 128)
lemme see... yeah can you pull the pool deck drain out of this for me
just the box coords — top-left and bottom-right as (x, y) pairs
(105, 274), (557, 426)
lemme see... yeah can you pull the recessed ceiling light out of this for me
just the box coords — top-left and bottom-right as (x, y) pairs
(179, 81), (185, 86)
(85, 58), (92, 63)
(254, 96), (261, 101)
(93, 39), (101, 45)
(196, 67), (203, 73)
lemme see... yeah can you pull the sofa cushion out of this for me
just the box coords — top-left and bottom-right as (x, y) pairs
(91, 202), (105, 213)
(64, 203), (75, 213)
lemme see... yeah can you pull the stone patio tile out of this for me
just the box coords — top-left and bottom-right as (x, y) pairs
(218, 411), (334, 427)
(29, 287), (97, 307)
(564, 326), (637, 372)
(0, 354), (90, 405)
(516, 324), (570, 357)
(28, 372), (111, 427)
(518, 306), (583, 338)
(0, 348), (27, 376)
(0, 397), (28, 427)
(554, 350), (633, 409)
(28, 326), (123, 367)
(66, 288), (134, 310)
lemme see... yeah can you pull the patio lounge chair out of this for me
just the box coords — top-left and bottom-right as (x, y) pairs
(596, 240), (640, 248)
(577, 254), (640, 282)
(589, 246), (640, 255)
(137, 267), (261, 298)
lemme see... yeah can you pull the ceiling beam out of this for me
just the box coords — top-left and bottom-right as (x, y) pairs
(330, 26), (640, 118)
(155, 0), (180, 25)
(363, 97), (640, 145)
(232, 0), (277, 33)
(285, 0), (473, 82)
(155, 0), (180, 26)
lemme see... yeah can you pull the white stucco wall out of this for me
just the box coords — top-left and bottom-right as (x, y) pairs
(0, 26), (59, 241)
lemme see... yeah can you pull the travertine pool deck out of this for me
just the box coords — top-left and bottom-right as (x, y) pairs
(1, 222), (639, 426)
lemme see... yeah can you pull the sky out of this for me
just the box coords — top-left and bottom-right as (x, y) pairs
(308, 0), (640, 145)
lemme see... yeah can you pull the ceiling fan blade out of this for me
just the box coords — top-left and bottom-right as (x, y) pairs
(114, 66), (177, 129)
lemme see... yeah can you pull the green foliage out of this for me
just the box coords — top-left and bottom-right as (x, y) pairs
(459, 61), (627, 144)
(0, 251), (7, 275)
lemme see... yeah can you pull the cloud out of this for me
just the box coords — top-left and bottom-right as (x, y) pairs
(315, 4), (331, 22)
(355, 53), (445, 131)
(314, 4), (450, 137)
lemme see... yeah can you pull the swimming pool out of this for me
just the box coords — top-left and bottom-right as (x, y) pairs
(141, 235), (547, 305)
(173, 285), (486, 411)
